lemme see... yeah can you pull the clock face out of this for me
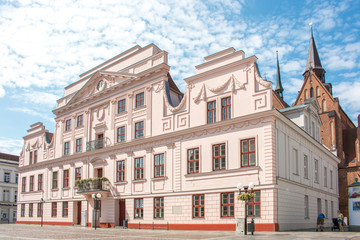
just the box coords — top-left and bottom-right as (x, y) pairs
(97, 80), (105, 91)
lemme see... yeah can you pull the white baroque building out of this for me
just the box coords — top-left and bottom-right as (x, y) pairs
(17, 44), (339, 231)
(0, 152), (19, 223)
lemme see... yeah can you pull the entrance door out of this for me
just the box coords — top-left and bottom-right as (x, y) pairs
(77, 201), (81, 225)
(119, 200), (125, 226)
(97, 168), (103, 178)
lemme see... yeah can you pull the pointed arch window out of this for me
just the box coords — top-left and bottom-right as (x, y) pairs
(322, 99), (326, 112)
(304, 89), (308, 99)
(316, 86), (320, 97)
(310, 87), (314, 98)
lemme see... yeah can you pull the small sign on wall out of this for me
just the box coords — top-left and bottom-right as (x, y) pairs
(353, 202), (360, 211)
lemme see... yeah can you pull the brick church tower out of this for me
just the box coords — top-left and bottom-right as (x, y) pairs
(292, 26), (360, 218)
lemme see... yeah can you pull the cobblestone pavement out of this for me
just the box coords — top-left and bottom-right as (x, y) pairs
(0, 224), (360, 240)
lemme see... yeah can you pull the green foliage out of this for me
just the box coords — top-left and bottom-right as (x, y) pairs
(237, 192), (254, 202)
(74, 177), (109, 187)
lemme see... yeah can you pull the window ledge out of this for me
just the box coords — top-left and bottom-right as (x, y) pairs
(133, 179), (147, 183)
(151, 176), (168, 181)
(134, 105), (147, 111)
(75, 126), (84, 130)
(51, 188), (59, 191)
(114, 181), (128, 185)
(62, 187), (70, 190)
(116, 111), (128, 116)
(185, 166), (259, 178)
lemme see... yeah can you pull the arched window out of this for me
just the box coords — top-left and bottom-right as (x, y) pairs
(322, 99), (326, 112)
(316, 86), (320, 97)
(310, 87), (314, 98)
(304, 89), (308, 99)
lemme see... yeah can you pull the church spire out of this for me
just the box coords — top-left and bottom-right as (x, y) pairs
(303, 24), (326, 82)
(275, 50), (284, 99)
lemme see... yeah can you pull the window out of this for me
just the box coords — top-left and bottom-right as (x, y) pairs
(75, 138), (82, 153)
(52, 172), (58, 189)
(187, 148), (199, 174)
(21, 204), (25, 217)
(154, 154), (165, 178)
(14, 191), (17, 202)
(135, 121), (144, 138)
(135, 92), (144, 108)
(221, 192), (234, 217)
(134, 198), (143, 218)
(293, 148), (299, 175)
(325, 200), (328, 219)
(310, 87), (314, 98)
(52, 202), (57, 217)
(117, 126), (126, 143)
(316, 86), (320, 97)
(64, 141), (70, 155)
(116, 160), (125, 182)
(29, 151), (33, 164)
(330, 170), (333, 189)
(193, 194), (205, 218)
(213, 143), (226, 170)
(305, 195), (309, 218)
(324, 166), (327, 187)
(63, 170), (69, 188)
(314, 160), (319, 183)
(15, 174), (18, 184)
(207, 101), (216, 123)
(304, 155), (308, 179)
(62, 202), (68, 217)
(38, 174), (43, 191)
(317, 198), (322, 214)
(322, 99), (326, 112)
(75, 167), (81, 181)
(37, 203), (42, 217)
(65, 119), (71, 131)
(134, 157), (144, 180)
(304, 89), (308, 99)
(221, 97), (231, 120)
(34, 150), (37, 164)
(77, 115), (83, 128)
(247, 190), (260, 216)
(331, 201), (334, 219)
(154, 197), (164, 218)
(4, 172), (10, 183)
(3, 190), (9, 202)
(118, 99), (126, 113)
(21, 177), (26, 192)
(29, 203), (33, 217)
(241, 138), (256, 167)
(330, 121), (334, 146)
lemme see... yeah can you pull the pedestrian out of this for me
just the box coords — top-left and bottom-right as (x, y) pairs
(337, 210), (344, 232)
(316, 213), (325, 231)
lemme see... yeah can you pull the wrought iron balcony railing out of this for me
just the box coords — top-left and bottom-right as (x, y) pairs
(75, 178), (110, 193)
(86, 138), (108, 152)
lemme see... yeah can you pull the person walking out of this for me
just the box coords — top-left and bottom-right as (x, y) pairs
(316, 213), (325, 231)
(337, 210), (344, 232)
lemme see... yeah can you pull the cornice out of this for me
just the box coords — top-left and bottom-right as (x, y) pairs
(19, 109), (277, 172)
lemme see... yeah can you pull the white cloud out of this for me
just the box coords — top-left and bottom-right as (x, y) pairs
(0, 137), (23, 156)
(9, 107), (54, 123)
(333, 81), (360, 113)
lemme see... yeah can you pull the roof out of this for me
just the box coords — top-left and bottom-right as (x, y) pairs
(303, 27), (325, 81)
(0, 152), (19, 162)
(275, 51), (283, 92)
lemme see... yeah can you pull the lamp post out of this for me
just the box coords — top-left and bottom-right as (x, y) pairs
(40, 198), (44, 227)
(237, 182), (255, 235)
(92, 193), (101, 230)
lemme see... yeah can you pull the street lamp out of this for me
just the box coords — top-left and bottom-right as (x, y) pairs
(92, 193), (101, 230)
(40, 198), (44, 227)
(237, 182), (255, 235)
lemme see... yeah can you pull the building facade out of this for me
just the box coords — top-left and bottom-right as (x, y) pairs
(0, 152), (19, 223)
(17, 44), (339, 231)
(292, 28), (360, 219)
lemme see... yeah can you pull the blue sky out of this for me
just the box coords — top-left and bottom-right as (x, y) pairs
(0, 0), (360, 155)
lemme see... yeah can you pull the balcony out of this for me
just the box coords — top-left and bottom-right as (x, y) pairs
(75, 178), (110, 194)
(86, 138), (109, 152)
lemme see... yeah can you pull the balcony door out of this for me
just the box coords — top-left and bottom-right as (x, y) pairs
(97, 168), (103, 178)
(96, 133), (104, 149)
